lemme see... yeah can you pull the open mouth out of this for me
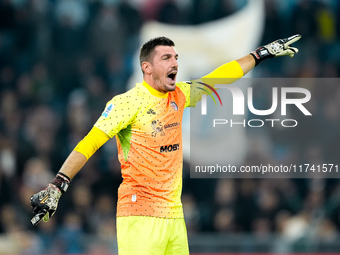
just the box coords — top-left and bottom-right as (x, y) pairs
(167, 71), (177, 83)
(168, 73), (176, 80)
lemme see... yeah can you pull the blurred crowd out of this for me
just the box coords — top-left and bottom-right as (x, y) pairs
(1, 0), (340, 253)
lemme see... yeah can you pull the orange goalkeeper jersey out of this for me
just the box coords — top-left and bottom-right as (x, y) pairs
(95, 81), (190, 218)
(93, 61), (243, 218)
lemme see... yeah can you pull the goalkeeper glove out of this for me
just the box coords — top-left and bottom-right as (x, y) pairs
(30, 173), (70, 226)
(250, 34), (301, 66)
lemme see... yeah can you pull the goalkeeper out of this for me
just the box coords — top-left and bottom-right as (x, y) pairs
(30, 34), (301, 255)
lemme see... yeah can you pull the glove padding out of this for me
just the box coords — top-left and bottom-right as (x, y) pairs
(251, 34), (301, 65)
(30, 184), (62, 226)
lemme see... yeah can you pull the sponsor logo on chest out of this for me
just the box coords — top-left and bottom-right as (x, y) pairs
(160, 143), (180, 153)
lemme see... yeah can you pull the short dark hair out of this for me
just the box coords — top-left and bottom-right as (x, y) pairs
(139, 36), (175, 71)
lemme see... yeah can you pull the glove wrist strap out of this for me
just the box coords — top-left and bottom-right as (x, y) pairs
(250, 51), (261, 66)
(250, 46), (273, 66)
(51, 173), (70, 194)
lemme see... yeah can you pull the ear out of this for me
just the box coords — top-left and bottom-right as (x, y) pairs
(142, 61), (152, 75)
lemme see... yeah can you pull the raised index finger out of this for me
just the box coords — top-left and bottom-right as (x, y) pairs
(283, 34), (302, 47)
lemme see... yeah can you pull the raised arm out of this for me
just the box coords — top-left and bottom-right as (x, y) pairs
(179, 35), (301, 109)
(238, 34), (301, 75)
(203, 34), (301, 80)
(236, 54), (255, 75)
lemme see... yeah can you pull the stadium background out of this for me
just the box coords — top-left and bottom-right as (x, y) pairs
(1, 0), (340, 254)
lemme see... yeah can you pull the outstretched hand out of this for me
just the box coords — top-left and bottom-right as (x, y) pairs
(251, 34), (301, 65)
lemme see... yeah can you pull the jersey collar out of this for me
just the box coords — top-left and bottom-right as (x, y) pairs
(140, 80), (169, 98)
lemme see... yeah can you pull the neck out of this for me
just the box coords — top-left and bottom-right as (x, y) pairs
(142, 80), (168, 98)
(143, 75), (165, 94)
(143, 74), (168, 94)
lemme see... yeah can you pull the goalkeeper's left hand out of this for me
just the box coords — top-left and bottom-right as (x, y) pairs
(250, 34), (301, 66)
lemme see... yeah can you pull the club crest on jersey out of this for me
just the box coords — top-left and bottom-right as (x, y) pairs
(151, 120), (165, 137)
(170, 101), (178, 111)
(102, 103), (114, 118)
